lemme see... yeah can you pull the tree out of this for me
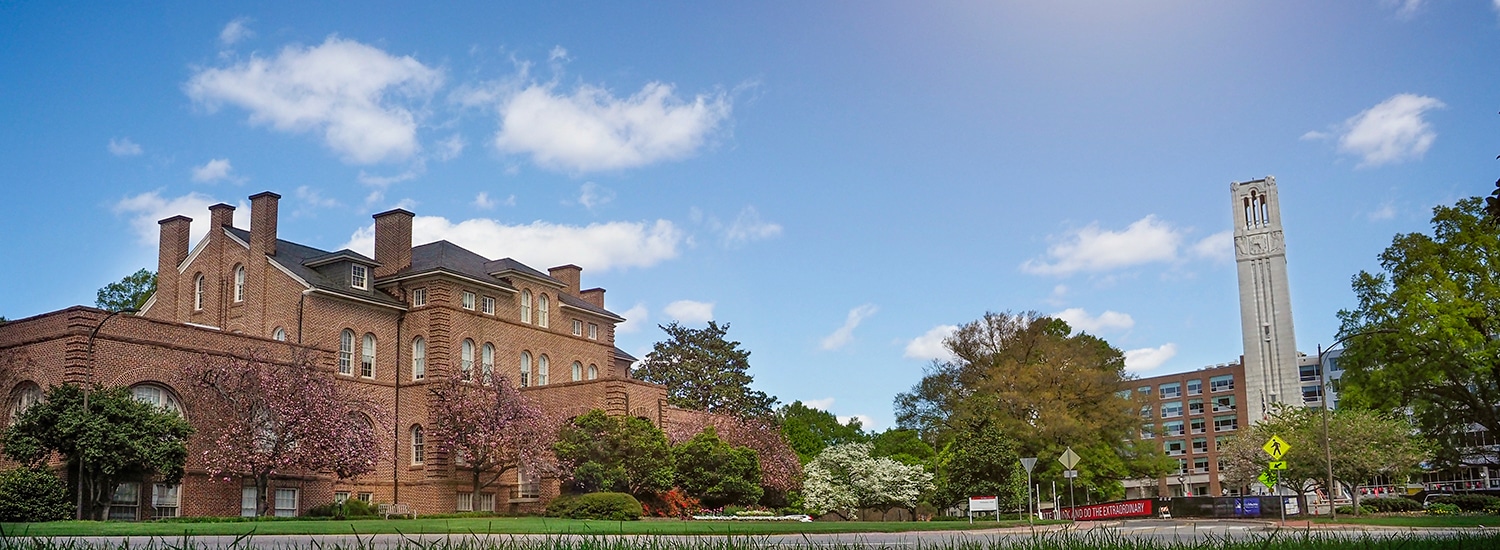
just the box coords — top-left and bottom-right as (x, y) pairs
(1220, 405), (1429, 514)
(633, 321), (777, 418)
(96, 268), (155, 312)
(554, 409), (673, 497)
(1338, 197), (1500, 468)
(802, 442), (933, 519)
(431, 375), (555, 501)
(932, 418), (1025, 509)
(179, 351), (381, 517)
(1, 384), (192, 520)
(672, 426), (763, 508)
(869, 428), (936, 468)
(894, 311), (1150, 495)
(0, 467), (72, 522)
(779, 400), (867, 463)
(666, 412), (802, 504)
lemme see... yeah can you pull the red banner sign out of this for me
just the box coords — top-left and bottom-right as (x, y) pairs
(1059, 499), (1155, 521)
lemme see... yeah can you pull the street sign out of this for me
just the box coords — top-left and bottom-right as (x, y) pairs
(1262, 435), (1291, 460)
(1059, 447), (1080, 469)
(1021, 457), (1038, 473)
(1063, 469), (1078, 478)
(1257, 470), (1275, 490)
(968, 496), (998, 512)
(1268, 461), (1287, 470)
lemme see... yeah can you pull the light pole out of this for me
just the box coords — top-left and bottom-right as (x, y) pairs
(1318, 329), (1393, 522)
(1177, 474), (1187, 497)
(78, 307), (136, 520)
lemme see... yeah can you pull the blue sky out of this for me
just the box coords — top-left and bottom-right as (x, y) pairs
(2, 1), (1496, 430)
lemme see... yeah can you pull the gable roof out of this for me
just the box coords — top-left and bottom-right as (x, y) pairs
(226, 227), (405, 308)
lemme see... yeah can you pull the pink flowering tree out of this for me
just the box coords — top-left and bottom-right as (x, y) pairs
(180, 351), (383, 517)
(429, 375), (555, 500)
(668, 412), (802, 502)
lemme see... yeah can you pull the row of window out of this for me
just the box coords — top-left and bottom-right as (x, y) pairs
(1138, 375), (1236, 400)
(341, 330), (601, 385)
(415, 287), (601, 341)
(1142, 417), (1238, 439)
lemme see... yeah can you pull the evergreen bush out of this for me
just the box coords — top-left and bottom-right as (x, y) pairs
(1430, 494), (1500, 512)
(0, 467), (73, 522)
(1360, 497), (1422, 513)
(545, 492), (643, 520)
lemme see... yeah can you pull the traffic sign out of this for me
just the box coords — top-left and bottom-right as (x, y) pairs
(1021, 457), (1038, 473)
(1257, 470), (1275, 490)
(1263, 435), (1291, 460)
(1268, 461), (1287, 470)
(1059, 447), (1080, 469)
(1063, 469), (1078, 478)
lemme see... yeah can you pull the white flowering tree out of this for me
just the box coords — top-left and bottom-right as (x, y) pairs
(803, 442), (933, 519)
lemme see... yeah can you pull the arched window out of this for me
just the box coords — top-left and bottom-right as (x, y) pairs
(481, 343), (495, 383)
(538, 354), (550, 385)
(460, 339), (475, 382)
(571, 361), (582, 382)
(412, 337), (426, 380)
(538, 294), (550, 327)
(272, 327), (286, 341)
(131, 383), (185, 417)
(9, 382), (42, 425)
(338, 329), (355, 375)
(410, 425), (425, 464)
(587, 364), (598, 380)
(193, 273), (205, 311)
(521, 290), (532, 323)
(520, 352), (532, 387)
(361, 333), (376, 378)
(233, 264), (246, 302)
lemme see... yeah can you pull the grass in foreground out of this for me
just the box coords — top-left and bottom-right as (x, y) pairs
(0, 517), (1057, 537)
(1311, 514), (1500, 528)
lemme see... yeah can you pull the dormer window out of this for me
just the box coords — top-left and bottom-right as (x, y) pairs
(351, 264), (368, 290)
(412, 288), (427, 307)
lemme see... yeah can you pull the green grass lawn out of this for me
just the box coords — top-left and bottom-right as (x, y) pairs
(1312, 514), (1500, 528)
(0, 517), (1058, 537)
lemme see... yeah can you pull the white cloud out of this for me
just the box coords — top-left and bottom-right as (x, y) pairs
(1124, 343), (1178, 372)
(357, 169), (421, 187)
(113, 191), (250, 245)
(1189, 230), (1233, 263)
(186, 36), (443, 164)
(1052, 308), (1134, 333)
(616, 303), (649, 334)
(294, 185), (339, 208)
(219, 17), (254, 46)
(107, 137), (142, 157)
(663, 300), (715, 324)
(548, 46), (570, 63)
(1021, 215), (1182, 276)
(493, 81), (731, 173)
(1330, 94), (1445, 168)
(838, 414), (875, 430)
(820, 304), (879, 351)
(724, 206), (782, 246)
(1368, 201), (1397, 221)
(343, 215), (683, 272)
(191, 158), (242, 183)
(473, 192), (496, 210)
(578, 182), (615, 211)
(1299, 130), (1329, 141)
(1383, 0), (1425, 19)
(435, 134), (465, 161)
(802, 398), (836, 410)
(904, 325), (958, 361)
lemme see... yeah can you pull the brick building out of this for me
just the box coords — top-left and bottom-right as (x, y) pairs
(0, 191), (691, 519)
(1120, 362), (1251, 499)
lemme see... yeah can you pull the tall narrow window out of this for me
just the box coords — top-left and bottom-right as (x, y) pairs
(538, 354), (550, 385)
(572, 320), (583, 336)
(193, 273), (205, 311)
(410, 425), (425, 464)
(588, 323), (598, 340)
(351, 264), (368, 290)
(520, 352), (532, 387)
(460, 339), (475, 382)
(538, 294), (550, 327)
(521, 290), (532, 323)
(338, 329), (354, 375)
(272, 327), (286, 341)
(1260, 195), (1269, 226)
(481, 343), (495, 383)
(587, 364), (598, 380)
(412, 337), (426, 380)
(571, 361), (582, 382)
(412, 288), (427, 306)
(361, 333), (376, 378)
(461, 291), (476, 310)
(233, 264), (246, 302)
(481, 296), (495, 315)
(1243, 197), (1252, 229)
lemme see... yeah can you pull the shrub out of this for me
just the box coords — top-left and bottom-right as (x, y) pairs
(546, 492), (643, 520)
(1360, 497), (1422, 513)
(1431, 494), (1500, 512)
(1334, 505), (1366, 516)
(1426, 503), (1461, 516)
(0, 467), (72, 522)
(641, 487), (699, 518)
(306, 498), (379, 518)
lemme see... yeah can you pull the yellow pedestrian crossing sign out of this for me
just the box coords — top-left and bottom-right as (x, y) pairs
(1263, 435), (1291, 460)
(1258, 470), (1275, 489)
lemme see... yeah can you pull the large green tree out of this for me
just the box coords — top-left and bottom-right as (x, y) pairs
(95, 268), (155, 312)
(634, 321), (778, 418)
(869, 428), (935, 468)
(2, 384), (192, 520)
(1338, 197), (1500, 468)
(672, 426), (763, 508)
(932, 418), (1025, 508)
(778, 401), (866, 463)
(554, 409), (675, 498)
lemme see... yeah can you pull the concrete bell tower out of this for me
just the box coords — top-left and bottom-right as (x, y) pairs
(1231, 176), (1297, 423)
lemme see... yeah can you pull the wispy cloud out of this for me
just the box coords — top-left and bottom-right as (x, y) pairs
(820, 304), (878, 351)
(1052, 308), (1134, 334)
(904, 325), (958, 361)
(1124, 343), (1178, 372)
(107, 137), (143, 157)
(1188, 230), (1233, 263)
(219, 17), (254, 46)
(663, 300), (714, 324)
(191, 158), (244, 184)
(186, 36), (443, 164)
(435, 134), (465, 161)
(1022, 216), (1179, 276)
(293, 185), (340, 209)
(473, 191), (513, 210)
(616, 303), (649, 333)
(803, 398), (836, 410)
(1305, 93), (1444, 168)
(343, 216), (683, 272)
(1383, 0), (1426, 19)
(724, 206), (783, 246)
(577, 182), (615, 211)
(1368, 201), (1397, 221)
(113, 191), (249, 245)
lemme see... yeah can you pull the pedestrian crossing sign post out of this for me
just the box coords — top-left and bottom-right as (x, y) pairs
(1268, 461), (1287, 470)
(1258, 470), (1275, 490)
(1261, 435), (1291, 523)
(1262, 435), (1290, 460)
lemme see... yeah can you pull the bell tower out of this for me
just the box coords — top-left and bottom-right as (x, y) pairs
(1231, 176), (1297, 423)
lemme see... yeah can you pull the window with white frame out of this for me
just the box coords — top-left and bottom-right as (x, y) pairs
(274, 488), (298, 517)
(10, 382), (42, 426)
(572, 319), (582, 336)
(233, 264), (246, 302)
(478, 492), (495, 512)
(335, 491), (349, 503)
(571, 361), (582, 382)
(1141, 424), (1155, 439)
(1214, 415), (1237, 432)
(1163, 421), (1184, 436)
(1165, 440), (1185, 456)
(412, 288), (427, 306)
(461, 339), (475, 381)
(587, 364), (598, 380)
(1161, 401), (1182, 418)
(457, 492), (474, 512)
(521, 290), (532, 323)
(588, 323), (598, 340)
(273, 327), (286, 341)
(516, 466), (540, 499)
(412, 337), (426, 380)
(1210, 375), (1235, 392)
(1193, 457), (1210, 473)
(357, 492), (372, 502)
(351, 264), (368, 290)
(538, 294), (550, 327)
(110, 482), (140, 521)
(411, 424), (425, 464)
(153, 483), (180, 519)
(338, 329), (354, 375)
(131, 384), (184, 416)
(241, 487), (257, 517)
(1186, 379), (1203, 395)
(462, 291), (476, 310)
(361, 333), (376, 378)
(1159, 382), (1181, 399)
(482, 296), (495, 315)
(1192, 437), (1208, 454)
(481, 343), (495, 383)
(194, 273), (205, 310)
(1190, 417), (1206, 434)
(538, 354), (549, 385)
(520, 352), (531, 387)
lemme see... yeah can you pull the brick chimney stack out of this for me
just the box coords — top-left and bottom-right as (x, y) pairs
(580, 288), (606, 309)
(373, 208), (414, 278)
(154, 215), (192, 318)
(208, 203), (235, 230)
(249, 191), (280, 257)
(548, 265), (582, 295)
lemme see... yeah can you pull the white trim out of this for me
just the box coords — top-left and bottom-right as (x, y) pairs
(223, 227), (250, 249)
(183, 321), (221, 331)
(139, 293), (157, 315)
(177, 237), (210, 274)
(306, 288), (409, 312)
(560, 303), (625, 322)
(266, 257), (313, 289)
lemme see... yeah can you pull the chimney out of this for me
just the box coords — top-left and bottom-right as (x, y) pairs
(154, 215), (192, 318)
(208, 203), (235, 230)
(549, 265), (582, 295)
(580, 288), (606, 309)
(373, 208), (414, 278)
(249, 191), (280, 257)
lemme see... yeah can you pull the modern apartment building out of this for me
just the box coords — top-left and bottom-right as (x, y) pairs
(1121, 362), (1251, 498)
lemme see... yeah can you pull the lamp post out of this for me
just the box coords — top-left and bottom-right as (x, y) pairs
(1317, 329), (1393, 521)
(78, 307), (137, 520)
(1177, 474), (1187, 497)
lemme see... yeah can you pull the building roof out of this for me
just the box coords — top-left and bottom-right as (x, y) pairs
(227, 227), (406, 308)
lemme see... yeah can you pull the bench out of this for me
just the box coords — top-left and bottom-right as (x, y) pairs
(379, 503), (416, 519)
